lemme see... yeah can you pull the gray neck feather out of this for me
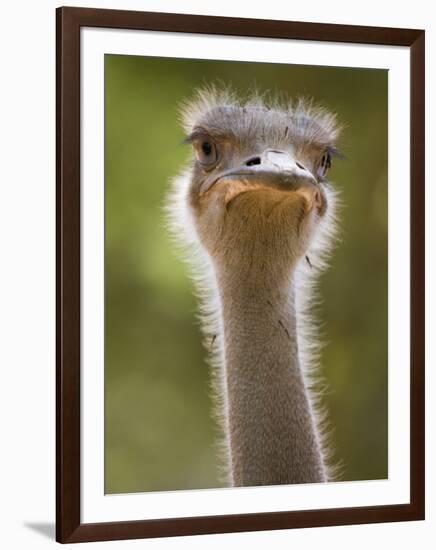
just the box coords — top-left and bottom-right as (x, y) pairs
(216, 265), (326, 486)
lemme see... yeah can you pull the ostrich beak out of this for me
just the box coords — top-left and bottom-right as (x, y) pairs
(202, 149), (318, 194)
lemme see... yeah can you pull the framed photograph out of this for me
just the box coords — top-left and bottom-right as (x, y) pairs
(56, 6), (425, 543)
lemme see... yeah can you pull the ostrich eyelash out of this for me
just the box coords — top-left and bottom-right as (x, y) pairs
(182, 131), (202, 144)
(182, 128), (218, 145)
(327, 145), (346, 160)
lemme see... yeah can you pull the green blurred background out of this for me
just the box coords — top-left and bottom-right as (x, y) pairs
(104, 55), (388, 494)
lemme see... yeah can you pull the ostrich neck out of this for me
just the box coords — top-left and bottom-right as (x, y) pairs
(216, 262), (326, 486)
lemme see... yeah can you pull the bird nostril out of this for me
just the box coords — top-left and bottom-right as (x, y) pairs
(246, 156), (261, 166)
(296, 162), (306, 171)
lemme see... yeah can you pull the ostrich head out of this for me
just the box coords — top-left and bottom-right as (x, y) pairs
(176, 88), (341, 274)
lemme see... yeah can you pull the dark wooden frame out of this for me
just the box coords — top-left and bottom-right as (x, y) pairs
(56, 6), (425, 543)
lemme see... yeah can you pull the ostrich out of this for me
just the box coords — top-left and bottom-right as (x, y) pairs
(166, 87), (342, 487)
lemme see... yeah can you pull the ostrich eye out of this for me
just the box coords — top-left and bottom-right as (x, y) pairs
(202, 142), (212, 156)
(192, 135), (219, 168)
(317, 151), (332, 179)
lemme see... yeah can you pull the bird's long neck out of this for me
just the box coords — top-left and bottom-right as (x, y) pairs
(216, 263), (326, 486)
